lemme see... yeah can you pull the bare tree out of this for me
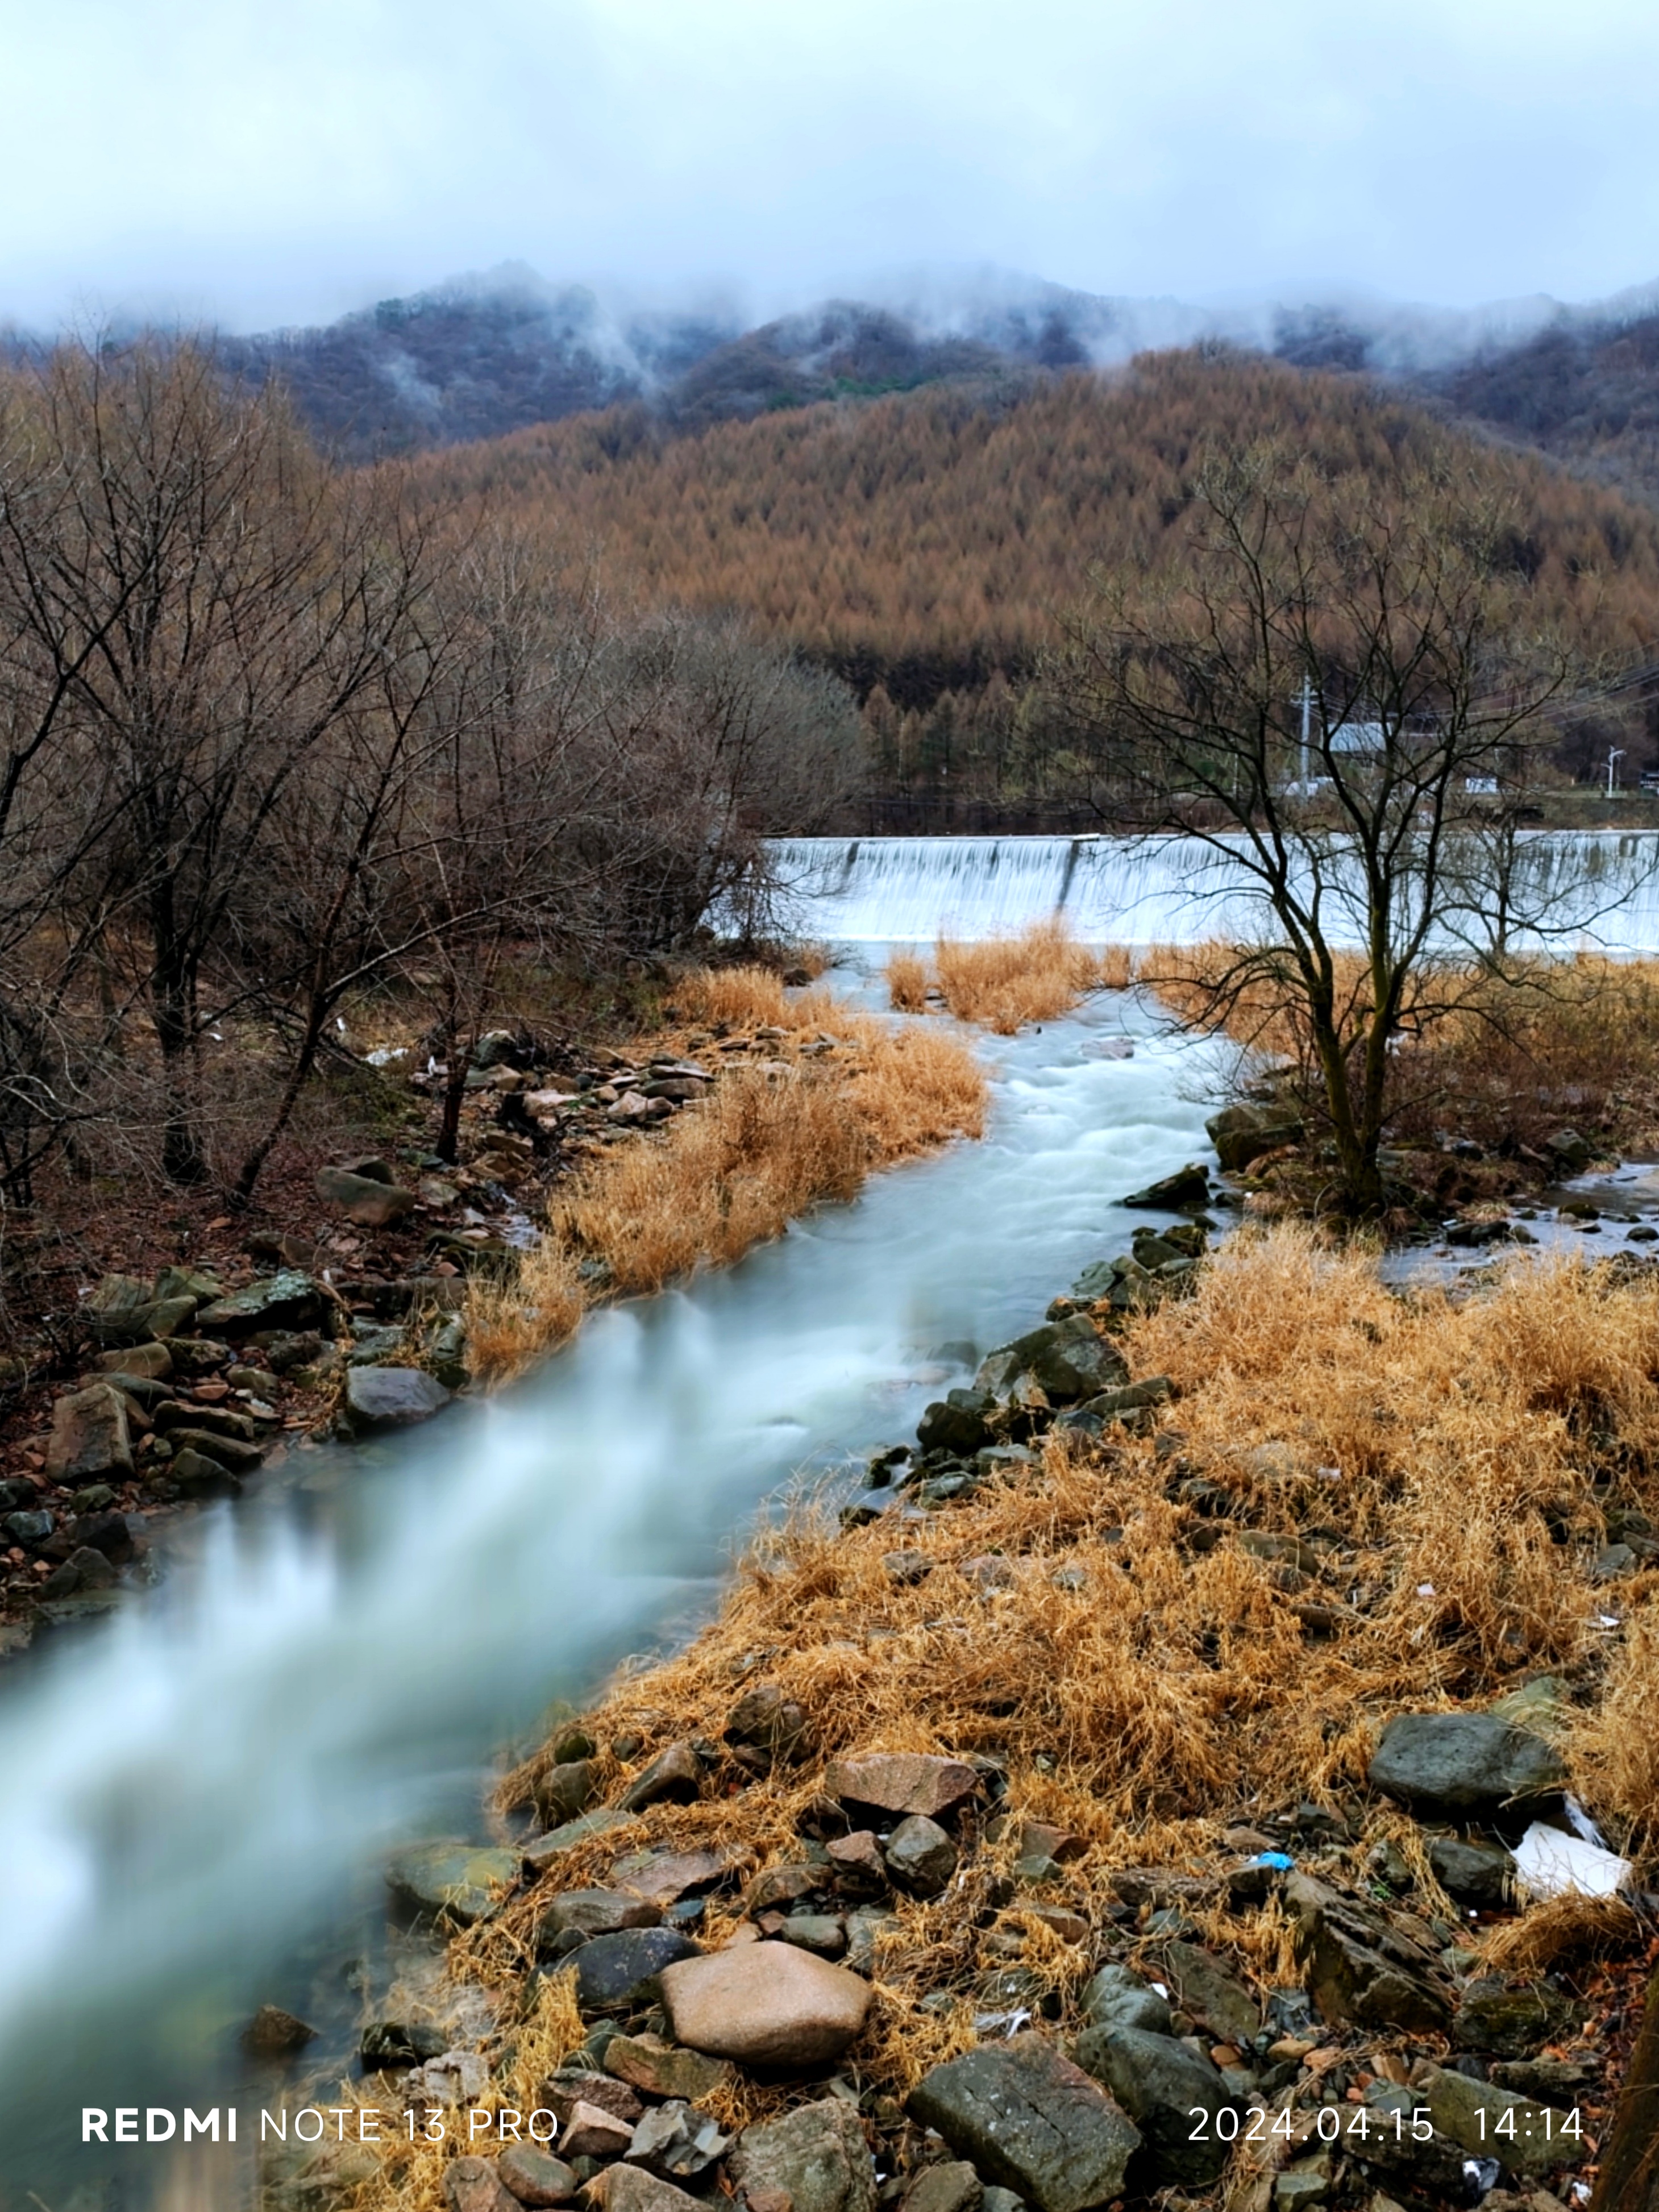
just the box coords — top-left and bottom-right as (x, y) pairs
(0, 339), (432, 1184)
(1053, 442), (1602, 1216)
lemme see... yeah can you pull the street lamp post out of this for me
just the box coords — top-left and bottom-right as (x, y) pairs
(1608, 747), (1626, 800)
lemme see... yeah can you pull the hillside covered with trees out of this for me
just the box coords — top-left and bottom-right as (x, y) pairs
(408, 353), (1659, 814)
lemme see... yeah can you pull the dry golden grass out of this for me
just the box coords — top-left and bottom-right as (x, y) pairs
(885, 950), (930, 1012)
(934, 921), (1106, 1032)
(884, 925), (1135, 1033)
(348, 1229), (1659, 2205)
(467, 972), (986, 1381)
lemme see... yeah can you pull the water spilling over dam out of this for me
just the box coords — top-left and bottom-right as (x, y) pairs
(772, 830), (1659, 950)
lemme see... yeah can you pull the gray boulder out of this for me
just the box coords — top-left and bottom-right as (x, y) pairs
(1429, 1836), (1514, 1908)
(1073, 2024), (1234, 2187)
(1369, 1712), (1567, 1815)
(568, 1927), (701, 2013)
(1120, 1163), (1209, 1209)
(1286, 1873), (1452, 2033)
(386, 1841), (519, 1927)
(1414, 2061), (1575, 2176)
(1163, 1939), (1261, 2047)
(196, 1270), (325, 1336)
(907, 2035), (1142, 2212)
(626, 2101), (729, 2182)
(729, 2098), (875, 2212)
(975, 1316), (1128, 1405)
(1453, 1976), (1573, 2058)
(536, 1887), (662, 1949)
(1206, 1102), (1304, 1172)
(1080, 1962), (1172, 2035)
(917, 1388), (997, 1456)
(883, 1814), (958, 1897)
(45, 1384), (133, 1485)
(343, 1364), (451, 1429)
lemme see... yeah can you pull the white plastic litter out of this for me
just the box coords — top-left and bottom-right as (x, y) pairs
(1512, 1820), (1632, 1902)
(1416, 1582), (1436, 1597)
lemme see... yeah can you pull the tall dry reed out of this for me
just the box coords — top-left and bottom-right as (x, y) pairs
(885, 924), (1134, 1033)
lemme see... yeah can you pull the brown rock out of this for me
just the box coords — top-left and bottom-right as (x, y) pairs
(444, 2158), (522, 2212)
(617, 1741), (703, 1813)
(1021, 1903), (1089, 1944)
(826, 1831), (888, 1893)
(825, 1753), (978, 1822)
(725, 1683), (812, 1762)
(611, 1847), (744, 1909)
(240, 2003), (317, 2056)
(46, 1385), (133, 1485)
(537, 1760), (600, 1826)
(538, 1889), (662, 1945)
(746, 1864), (821, 1913)
(604, 2032), (734, 2104)
(93, 1341), (173, 1381)
(660, 1941), (872, 2067)
(560, 2102), (637, 2160)
(497, 2146), (580, 2205)
(1017, 1820), (1087, 1865)
(901, 2165), (983, 2212)
(315, 1165), (418, 1227)
(539, 2074), (645, 2129)
(583, 2168), (706, 2212)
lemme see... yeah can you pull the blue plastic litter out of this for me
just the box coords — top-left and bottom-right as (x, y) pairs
(1249, 1851), (1296, 1870)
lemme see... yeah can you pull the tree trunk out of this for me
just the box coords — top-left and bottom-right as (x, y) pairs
(149, 892), (207, 1186)
(234, 993), (330, 1204)
(1595, 1969), (1659, 2210)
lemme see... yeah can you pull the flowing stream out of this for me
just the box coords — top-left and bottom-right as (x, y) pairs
(0, 947), (1232, 2205)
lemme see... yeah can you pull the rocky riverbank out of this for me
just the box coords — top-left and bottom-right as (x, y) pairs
(261, 1216), (1658, 2212)
(1, 975), (985, 1648)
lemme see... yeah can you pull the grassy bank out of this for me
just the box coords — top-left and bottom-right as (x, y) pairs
(466, 968), (987, 1382)
(319, 1227), (1657, 2210)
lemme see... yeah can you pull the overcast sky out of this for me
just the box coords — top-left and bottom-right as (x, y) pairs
(3, 0), (1657, 333)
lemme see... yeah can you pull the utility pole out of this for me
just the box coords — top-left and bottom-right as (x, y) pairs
(1300, 673), (1312, 794)
(1608, 746), (1625, 799)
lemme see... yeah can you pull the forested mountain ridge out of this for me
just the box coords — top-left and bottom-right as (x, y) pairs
(185, 264), (1659, 509)
(409, 352), (1659, 702)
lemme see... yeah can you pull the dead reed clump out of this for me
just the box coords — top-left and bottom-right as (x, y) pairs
(885, 949), (931, 1012)
(1098, 942), (1136, 989)
(1480, 1893), (1645, 1977)
(887, 927), (1136, 1029)
(934, 920), (1105, 1032)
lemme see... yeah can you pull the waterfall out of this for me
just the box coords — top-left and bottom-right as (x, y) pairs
(771, 831), (1659, 950)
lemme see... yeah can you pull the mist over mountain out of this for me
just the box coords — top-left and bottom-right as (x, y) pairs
(47, 259), (1659, 508)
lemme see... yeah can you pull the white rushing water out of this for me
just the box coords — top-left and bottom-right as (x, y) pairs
(773, 830), (1659, 950)
(0, 976), (1230, 2191)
